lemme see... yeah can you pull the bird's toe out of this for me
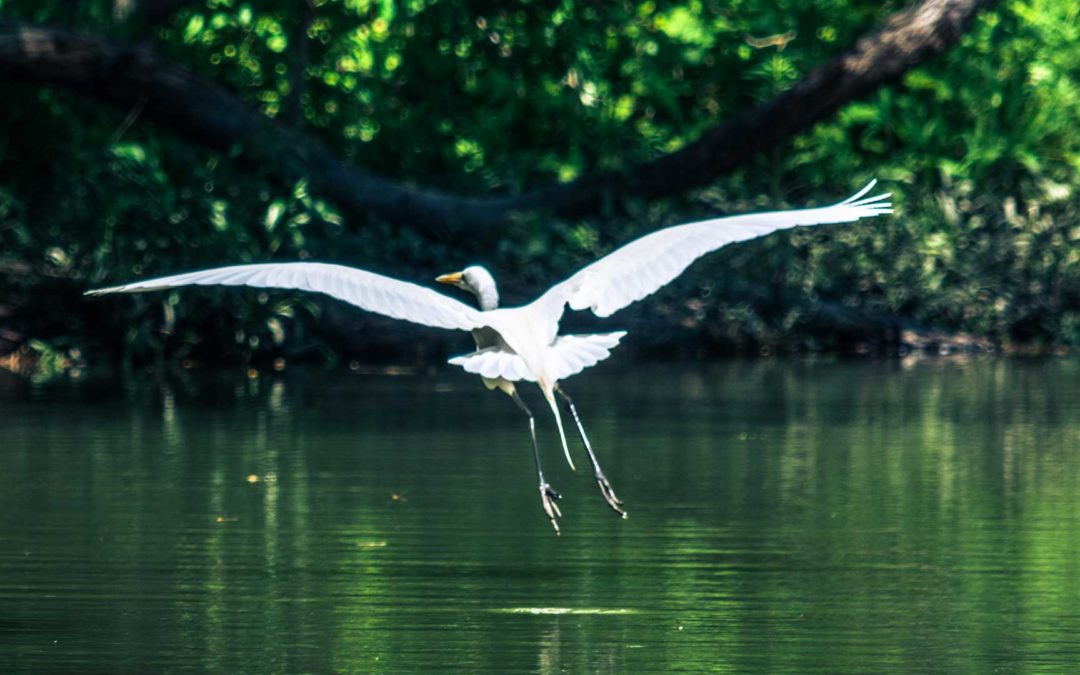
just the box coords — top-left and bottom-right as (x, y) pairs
(539, 482), (563, 534)
(596, 474), (627, 518)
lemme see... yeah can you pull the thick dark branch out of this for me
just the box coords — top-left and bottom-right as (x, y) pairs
(0, 0), (994, 239)
(0, 19), (477, 232)
(522, 0), (998, 214)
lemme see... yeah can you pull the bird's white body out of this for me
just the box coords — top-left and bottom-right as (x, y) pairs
(87, 181), (893, 531)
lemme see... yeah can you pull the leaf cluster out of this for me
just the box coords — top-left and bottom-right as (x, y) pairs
(0, 0), (1078, 367)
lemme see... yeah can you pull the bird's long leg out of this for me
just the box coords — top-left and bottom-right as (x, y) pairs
(510, 389), (562, 534)
(554, 385), (627, 518)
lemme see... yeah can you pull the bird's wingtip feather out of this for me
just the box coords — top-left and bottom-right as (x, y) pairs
(840, 178), (878, 205)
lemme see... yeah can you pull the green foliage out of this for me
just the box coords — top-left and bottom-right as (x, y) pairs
(0, 0), (1078, 364)
(773, 0), (1080, 349)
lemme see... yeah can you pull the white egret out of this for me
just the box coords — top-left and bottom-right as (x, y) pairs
(86, 181), (892, 533)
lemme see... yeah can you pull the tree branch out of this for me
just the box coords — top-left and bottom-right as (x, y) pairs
(521, 0), (998, 214)
(0, 0), (995, 239)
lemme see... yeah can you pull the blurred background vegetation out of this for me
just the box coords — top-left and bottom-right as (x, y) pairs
(0, 0), (1078, 374)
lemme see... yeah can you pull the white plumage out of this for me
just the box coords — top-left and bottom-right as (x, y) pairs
(448, 345), (536, 382)
(546, 332), (627, 381)
(87, 262), (484, 332)
(540, 181), (890, 321)
(447, 331), (626, 383)
(87, 181), (893, 533)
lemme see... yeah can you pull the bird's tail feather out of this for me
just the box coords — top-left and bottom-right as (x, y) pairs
(541, 381), (575, 472)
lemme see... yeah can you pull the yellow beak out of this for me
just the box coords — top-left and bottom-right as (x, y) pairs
(436, 272), (463, 285)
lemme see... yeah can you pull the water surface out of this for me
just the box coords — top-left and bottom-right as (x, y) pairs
(2, 360), (1080, 672)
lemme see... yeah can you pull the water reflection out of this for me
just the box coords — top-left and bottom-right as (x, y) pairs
(2, 360), (1080, 671)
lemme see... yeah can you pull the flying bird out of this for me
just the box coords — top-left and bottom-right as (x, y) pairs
(87, 181), (892, 533)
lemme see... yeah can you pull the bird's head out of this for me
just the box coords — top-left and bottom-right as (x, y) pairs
(436, 265), (499, 311)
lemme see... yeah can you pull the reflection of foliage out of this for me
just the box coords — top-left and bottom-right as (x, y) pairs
(4, 362), (1080, 669)
(0, 0), (1078, 363)
(0, 338), (83, 381)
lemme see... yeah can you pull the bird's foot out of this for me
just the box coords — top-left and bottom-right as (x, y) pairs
(538, 482), (563, 535)
(595, 472), (627, 518)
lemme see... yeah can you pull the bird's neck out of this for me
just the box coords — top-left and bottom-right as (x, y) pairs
(476, 286), (499, 311)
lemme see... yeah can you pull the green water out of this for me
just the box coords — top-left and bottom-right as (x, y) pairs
(2, 359), (1080, 672)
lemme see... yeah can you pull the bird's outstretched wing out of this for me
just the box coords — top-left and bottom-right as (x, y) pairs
(85, 262), (485, 331)
(535, 181), (892, 328)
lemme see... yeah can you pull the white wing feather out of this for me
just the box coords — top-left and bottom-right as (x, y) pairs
(537, 181), (892, 323)
(447, 331), (625, 382)
(448, 347), (536, 382)
(85, 262), (484, 332)
(546, 331), (626, 381)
